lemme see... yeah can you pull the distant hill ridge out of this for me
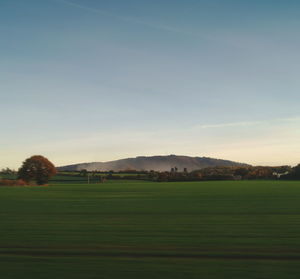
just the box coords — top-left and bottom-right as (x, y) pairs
(58, 155), (249, 172)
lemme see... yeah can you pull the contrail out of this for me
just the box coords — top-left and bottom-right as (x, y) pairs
(53, 0), (119, 17)
(52, 0), (205, 38)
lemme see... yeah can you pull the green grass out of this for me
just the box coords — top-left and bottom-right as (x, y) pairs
(50, 172), (148, 183)
(0, 180), (300, 278)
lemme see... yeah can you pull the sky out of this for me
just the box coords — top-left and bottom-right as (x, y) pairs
(1, 0), (300, 169)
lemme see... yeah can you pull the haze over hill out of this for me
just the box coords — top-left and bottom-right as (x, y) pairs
(58, 155), (249, 172)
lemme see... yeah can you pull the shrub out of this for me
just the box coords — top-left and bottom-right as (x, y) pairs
(0, 179), (27, 186)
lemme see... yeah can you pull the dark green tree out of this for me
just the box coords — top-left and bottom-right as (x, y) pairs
(292, 164), (300, 179)
(80, 169), (88, 177)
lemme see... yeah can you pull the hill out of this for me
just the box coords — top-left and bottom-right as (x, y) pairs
(58, 155), (249, 172)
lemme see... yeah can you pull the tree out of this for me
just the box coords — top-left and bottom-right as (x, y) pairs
(0, 168), (15, 175)
(294, 164), (300, 174)
(234, 167), (249, 177)
(291, 164), (300, 179)
(80, 169), (88, 177)
(18, 155), (57, 185)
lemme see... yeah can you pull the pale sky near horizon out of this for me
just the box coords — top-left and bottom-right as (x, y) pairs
(1, 0), (300, 169)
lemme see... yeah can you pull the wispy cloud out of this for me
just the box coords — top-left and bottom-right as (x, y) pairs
(53, 0), (206, 38)
(198, 121), (262, 129)
(195, 116), (300, 129)
(52, 0), (282, 51)
(53, 0), (118, 17)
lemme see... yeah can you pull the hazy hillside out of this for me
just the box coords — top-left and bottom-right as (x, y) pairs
(58, 155), (249, 172)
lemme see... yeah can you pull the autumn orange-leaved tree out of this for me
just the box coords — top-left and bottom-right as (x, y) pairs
(18, 155), (57, 185)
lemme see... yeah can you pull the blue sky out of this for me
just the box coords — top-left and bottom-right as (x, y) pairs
(1, 0), (300, 168)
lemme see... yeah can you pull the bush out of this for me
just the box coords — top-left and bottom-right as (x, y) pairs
(0, 179), (27, 186)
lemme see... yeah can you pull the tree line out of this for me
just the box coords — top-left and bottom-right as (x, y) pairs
(60, 164), (300, 182)
(152, 165), (300, 182)
(0, 155), (300, 186)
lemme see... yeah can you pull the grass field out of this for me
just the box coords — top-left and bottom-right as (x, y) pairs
(0, 172), (147, 183)
(1, 180), (300, 278)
